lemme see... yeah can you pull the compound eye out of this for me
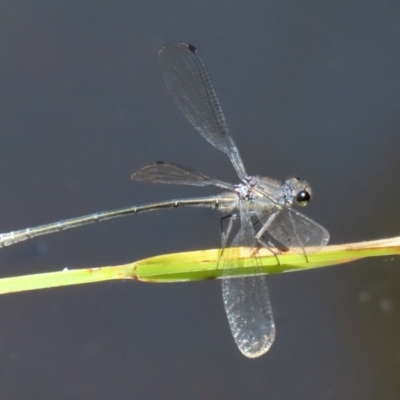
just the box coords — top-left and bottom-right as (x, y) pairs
(296, 190), (311, 206)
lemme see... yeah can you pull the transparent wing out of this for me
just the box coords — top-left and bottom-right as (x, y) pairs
(221, 200), (275, 358)
(158, 42), (247, 179)
(256, 201), (329, 254)
(131, 162), (233, 190)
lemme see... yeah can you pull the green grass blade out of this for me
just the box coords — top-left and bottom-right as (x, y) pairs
(0, 236), (399, 295)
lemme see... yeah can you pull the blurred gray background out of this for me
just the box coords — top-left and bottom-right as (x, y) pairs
(0, 1), (399, 399)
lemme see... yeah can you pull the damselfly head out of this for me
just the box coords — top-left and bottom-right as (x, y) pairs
(283, 177), (312, 207)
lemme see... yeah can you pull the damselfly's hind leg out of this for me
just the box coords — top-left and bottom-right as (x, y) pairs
(217, 214), (239, 269)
